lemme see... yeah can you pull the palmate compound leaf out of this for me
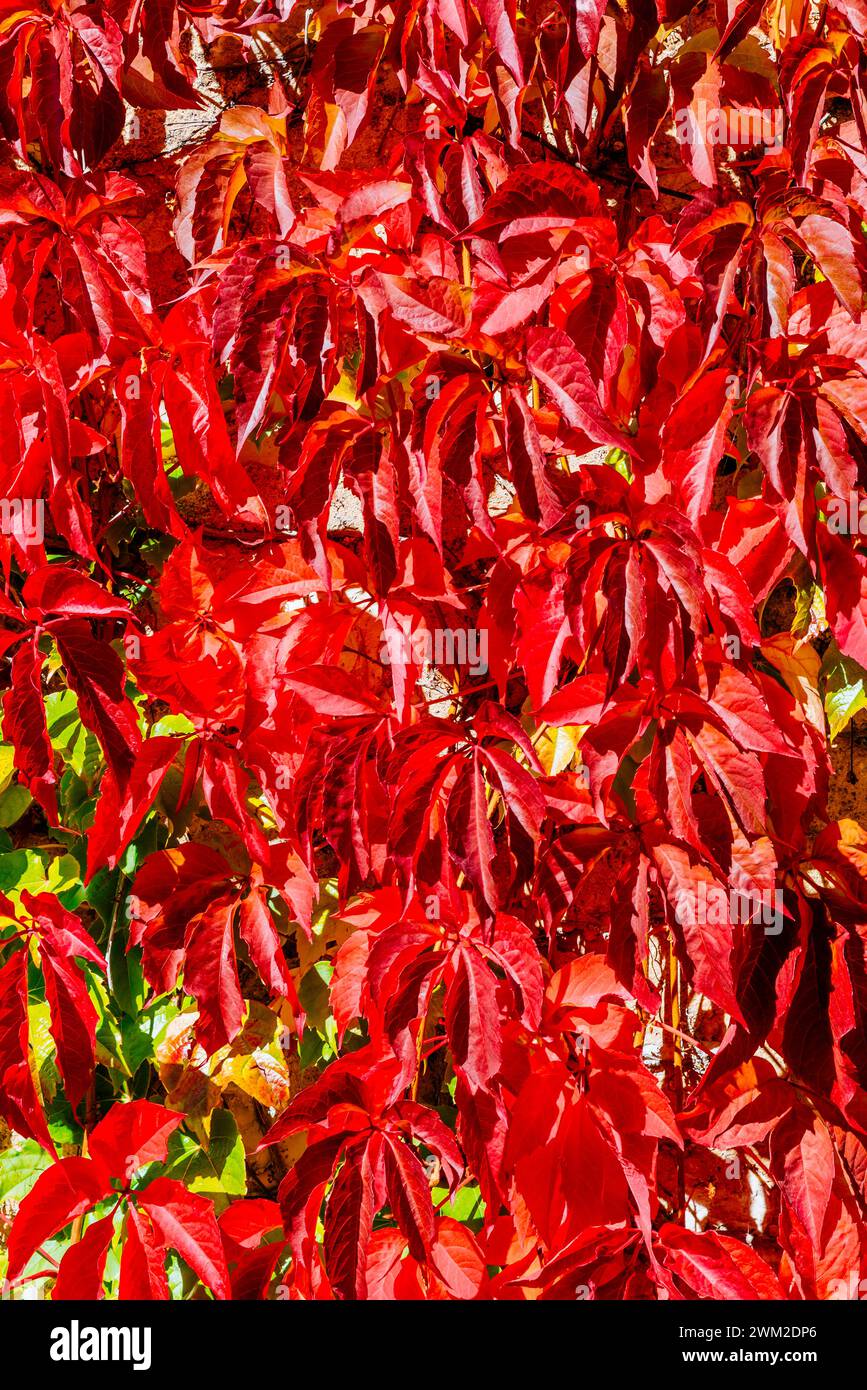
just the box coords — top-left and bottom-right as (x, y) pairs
(330, 887), (543, 1088)
(128, 845), (301, 1055)
(658, 1225), (789, 1300)
(259, 1047), (464, 1299)
(6, 1100), (229, 1300)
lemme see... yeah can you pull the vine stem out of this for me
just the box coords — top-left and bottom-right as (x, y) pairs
(654, 1017), (711, 1055)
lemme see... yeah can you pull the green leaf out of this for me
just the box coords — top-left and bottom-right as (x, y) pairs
(95, 1004), (155, 1079)
(0, 850), (36, 894)
(58, 768), (97, 831)
(152, 714), (195, 737)
(792, 580), (826, 639)
(822, 641), (867, 741)
(0, 745), (17, 794)
(84, 867), (122, 931)
(92, 962), (155, 1076)
(431, 1182), (485, 1225)
(45, 690), (89, 776)
(0, 849), (80, 899)
(45, 1096), (83, 1148)
(0, 1140), (52, 1203)
(159, 1109), (246, 1206)
(108, 936), (146, 1018)
(0, 782), (31, 828)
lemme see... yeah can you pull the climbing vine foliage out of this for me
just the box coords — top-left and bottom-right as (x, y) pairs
(3, 0), (867, 1302)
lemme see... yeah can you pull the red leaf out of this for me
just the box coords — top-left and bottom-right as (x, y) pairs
(88, 1101), (185, 1186)
(3, 636), (58, 821)
(86, 736), (182, 879)
(381, 1134), (436, 1262)
(183, 896), (245, 1056)
(526, 327), (631, 453)
(52, 1214), (115, 1301)
(445, 945), (503, 1088)
(119, 1206), (171, 1301)
(323, 1136), (380, 1301)
(40, 951), (99, 1109)
(237, 890), (298, 1001)
(7, 1158), (107, 1281)
(51, 618), (141, 787)
(659, 1225), (788, 1300)
(136, 1177), (230, 1299)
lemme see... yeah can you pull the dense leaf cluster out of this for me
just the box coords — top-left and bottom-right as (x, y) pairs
(2, 0), (867, 1300)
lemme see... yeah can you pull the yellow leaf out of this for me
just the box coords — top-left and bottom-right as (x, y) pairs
(535, 724), (579, 775)
(761, 634), (824, 731)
